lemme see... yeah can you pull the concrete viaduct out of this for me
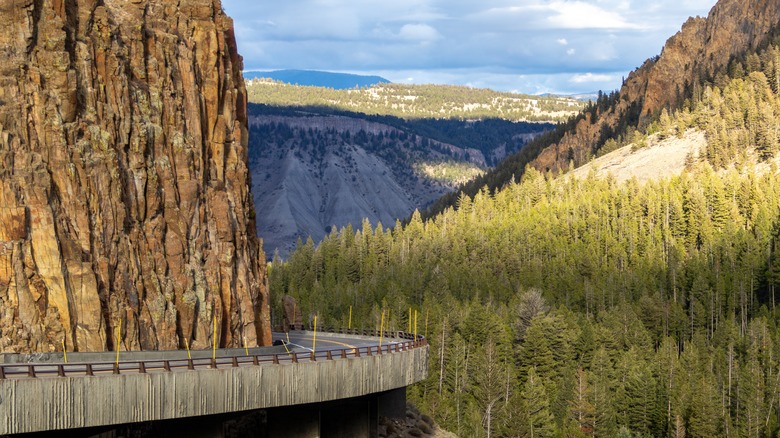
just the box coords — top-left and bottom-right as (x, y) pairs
(0, 329), (429, 437)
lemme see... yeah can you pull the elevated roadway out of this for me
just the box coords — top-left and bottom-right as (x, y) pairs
(0, 329), (429, 437)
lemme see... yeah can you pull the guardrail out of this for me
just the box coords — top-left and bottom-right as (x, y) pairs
(0, 329), (427, 380)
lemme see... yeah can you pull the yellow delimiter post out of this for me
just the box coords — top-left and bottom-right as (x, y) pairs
(348, 305), (353, 330)
(244, 336), (249, 356)
(313, 315), (318, 354)
(414, 310), (418, 345)
(115, 318), (122, 366)
(408, 307), (412, 333)
(62, 339), (67, 364)
(212, 315), (217, 361)
(184, 338), (192, 359)
(379, 310), (385, 348)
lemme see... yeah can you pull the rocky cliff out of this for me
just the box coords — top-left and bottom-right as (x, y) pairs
(0, 0), (271, 352)
(532, 0), (780, 173)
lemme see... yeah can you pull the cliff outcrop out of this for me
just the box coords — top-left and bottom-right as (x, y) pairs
(0, 0), (271, 352)
(532, 0), (780, 173)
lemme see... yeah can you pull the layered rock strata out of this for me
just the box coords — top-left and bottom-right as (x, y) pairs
(0, 0), (271, 352)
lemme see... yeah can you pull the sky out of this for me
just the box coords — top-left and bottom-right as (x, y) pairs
(222, 0), (718, 95)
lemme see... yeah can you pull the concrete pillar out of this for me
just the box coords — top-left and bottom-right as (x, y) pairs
(267, 404), (321, 438)
(321, 397), (373, 438)
(377, 387), (407, 419)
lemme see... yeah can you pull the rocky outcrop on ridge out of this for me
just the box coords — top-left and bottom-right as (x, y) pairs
(0, 0), (271, 352)
(532, 0), (780, 173)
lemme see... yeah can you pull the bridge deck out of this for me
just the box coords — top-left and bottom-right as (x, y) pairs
(0, 330), (429, 435)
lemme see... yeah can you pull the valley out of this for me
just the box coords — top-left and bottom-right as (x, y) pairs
(246, 87), (569, 258)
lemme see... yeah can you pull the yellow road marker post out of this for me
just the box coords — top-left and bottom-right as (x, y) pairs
(414, 310), (418, 345)
(408, 307), (412, 333)
(379, 310), (385, 349)
(115, 318), (122, 367)
(348, 305), (352, 330)
(212, 315), (217, 362)
(184, 338), (192, 360)
(244, 336), (249, 356)
(313, 315), (318, 354)
(62, 339), (67, 364)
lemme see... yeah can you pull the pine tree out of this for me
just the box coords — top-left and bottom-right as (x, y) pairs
(521, 367), (556, 438)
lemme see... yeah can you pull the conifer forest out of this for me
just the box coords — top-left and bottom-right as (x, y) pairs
(269, 43), (780, 437)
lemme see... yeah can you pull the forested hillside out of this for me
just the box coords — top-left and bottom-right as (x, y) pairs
(267, 38), (780, 438)
(247, 80), (585, 122)
(423, 0), (780, 220)
(272, 163), (780, 437)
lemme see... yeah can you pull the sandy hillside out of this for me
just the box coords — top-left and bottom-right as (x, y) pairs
(568, 129), (706, 183)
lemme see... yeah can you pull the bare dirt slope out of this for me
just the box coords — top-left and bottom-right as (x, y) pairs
(568, 130), (706, 183)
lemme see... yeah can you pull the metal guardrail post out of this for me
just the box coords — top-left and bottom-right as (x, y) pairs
(310, 351), (316, 362)
(188, 359), (195, 370)
(0, 366), (5, 379)
(139, 362), (146, 373)
(163, 361), (171, 372)
(113, 363), (119, 374)
(272, 354), (279, 364)
(253, 355), (259, 365)
(57, 365), (65, 377)
(86, 364), (93, 376)
(27, 365), (35, 378)
(326, 351), (333, 360)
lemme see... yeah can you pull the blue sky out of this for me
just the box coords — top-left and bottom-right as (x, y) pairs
(223, 0), (717, 95)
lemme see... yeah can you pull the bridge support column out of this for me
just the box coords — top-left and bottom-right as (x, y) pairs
(377, 387), (407, 419)
(267, 404), (321, 437)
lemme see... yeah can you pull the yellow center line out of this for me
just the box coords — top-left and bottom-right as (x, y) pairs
(296, 337), (357, 350)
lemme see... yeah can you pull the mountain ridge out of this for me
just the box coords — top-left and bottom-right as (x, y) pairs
(244, 69), (390, 89)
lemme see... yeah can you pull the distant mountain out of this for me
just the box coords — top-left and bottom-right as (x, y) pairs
(539, 92), (599, 101)
(247, 81), (585, 123)
(243, 70), (390, 89)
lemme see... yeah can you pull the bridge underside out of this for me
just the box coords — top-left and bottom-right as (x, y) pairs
(15, 388), (407, 438)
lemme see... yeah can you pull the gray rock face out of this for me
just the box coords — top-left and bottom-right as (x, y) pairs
(248, 114), (483, 258)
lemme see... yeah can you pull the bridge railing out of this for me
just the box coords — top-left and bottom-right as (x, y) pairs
(0, 329), (427, 380)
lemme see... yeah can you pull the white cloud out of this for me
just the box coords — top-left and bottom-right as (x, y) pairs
(567, 48), (576, 56)
(399, 24), (442, 42)
(557, 38), (569, 45)
(545, 1), (642, 30)
(570, 73), (617, 83)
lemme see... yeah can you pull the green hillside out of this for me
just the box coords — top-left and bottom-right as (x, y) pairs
(268, 45), (780, 437)
(246, 80), (585, 123)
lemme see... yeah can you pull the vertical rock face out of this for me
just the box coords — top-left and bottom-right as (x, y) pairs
(0, 0), (271, 352)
